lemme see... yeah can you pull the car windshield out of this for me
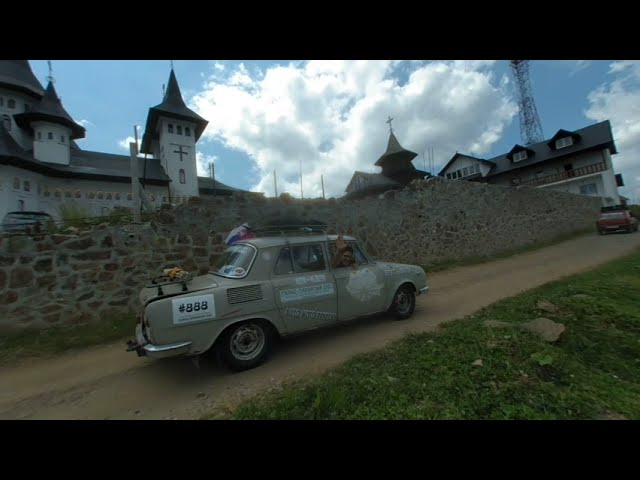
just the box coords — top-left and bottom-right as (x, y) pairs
(212, 244), (256, 278)
(601, 212), (625, 219)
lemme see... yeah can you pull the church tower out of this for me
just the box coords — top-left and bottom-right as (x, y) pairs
(140, 66), (208, 201)
(14, 79), (85, 165)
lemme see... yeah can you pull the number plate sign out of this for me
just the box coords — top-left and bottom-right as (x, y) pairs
(172, 294), (216, 325)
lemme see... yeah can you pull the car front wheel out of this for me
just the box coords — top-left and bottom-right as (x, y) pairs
(390, 284), (416, 320)
(218, 320), (271, 371)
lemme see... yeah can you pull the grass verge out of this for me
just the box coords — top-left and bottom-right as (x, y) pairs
(223, 247), (640, 420)
(0, 315), (136, 366)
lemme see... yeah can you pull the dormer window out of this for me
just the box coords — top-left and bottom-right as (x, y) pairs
(513, 151), (528, 162)
(168, 123), (174, 133)
(176, 125), (183, 135)
(555, 137), (573, 149)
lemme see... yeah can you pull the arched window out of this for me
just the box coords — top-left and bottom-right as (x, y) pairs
(185, 127), (191, 137)
(23, 181), (31, 192)
(179, 169), (186, 184)
(168, 123), (174, 133)
(176, 125), (183, 135)
(75, 190), (82, 198)
(97, 191), (104, 199)
(2, 115), (11, 132)
(106, 192), (113, 200)
(115, 192), (121, 200)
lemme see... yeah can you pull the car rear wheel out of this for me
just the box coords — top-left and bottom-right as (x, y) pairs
(218, 320), (271, 371)
(390, 284), (416, 320)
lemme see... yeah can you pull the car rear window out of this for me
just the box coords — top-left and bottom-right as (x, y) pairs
(600, 212), (626, 219)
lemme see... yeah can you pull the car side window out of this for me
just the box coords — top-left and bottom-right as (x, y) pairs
(291, 244), (326, 273)
(352, 244), (368, 265)
(274, 247), (294, 275)
(328, 242), (368, 266)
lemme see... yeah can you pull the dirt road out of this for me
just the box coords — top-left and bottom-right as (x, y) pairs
(1, 232), (638, 420)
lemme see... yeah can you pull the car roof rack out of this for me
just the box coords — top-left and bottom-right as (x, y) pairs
(250, 224), (328, 238)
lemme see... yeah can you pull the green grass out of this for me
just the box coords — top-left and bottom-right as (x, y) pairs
(422, 228), (593, 272)
(223, 247), (640, 420)
(0, 315), (137, 365)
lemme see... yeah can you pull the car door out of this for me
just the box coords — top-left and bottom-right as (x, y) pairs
(270, 242), (338, 333)
(329, 241), (387, 321)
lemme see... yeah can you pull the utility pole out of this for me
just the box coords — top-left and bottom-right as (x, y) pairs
(129, 125), (140, 222)
(209, 162), (216, 196)
(274, 170), (278, 197)
(299, 158), (303, 199)
(321, 174), (325, 199)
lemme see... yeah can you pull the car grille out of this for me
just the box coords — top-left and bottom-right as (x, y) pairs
(227, 284), (263, 304)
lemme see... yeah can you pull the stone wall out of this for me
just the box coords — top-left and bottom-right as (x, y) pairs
(0, 177), (602, 334)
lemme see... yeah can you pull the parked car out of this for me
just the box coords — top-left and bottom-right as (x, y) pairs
(596, 208), (638, 234)
(127, 232), (429, 371)
(1, 211), (53, 234)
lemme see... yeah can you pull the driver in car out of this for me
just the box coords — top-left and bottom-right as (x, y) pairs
(331, 234), (357, 270)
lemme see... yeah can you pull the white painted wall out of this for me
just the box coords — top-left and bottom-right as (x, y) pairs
(156, 116), (199, 199)
(32, 121), (72, 165)
(0, 87), (36, 150)
(0, 164), (169, 222)
(443, 155), (485, 179)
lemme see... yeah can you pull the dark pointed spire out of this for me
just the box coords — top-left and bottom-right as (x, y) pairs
(13, 80), (86, 139)
(140, 67), (209, 154)
(0, 60), (45, 99)
(374, 131), (418, 167)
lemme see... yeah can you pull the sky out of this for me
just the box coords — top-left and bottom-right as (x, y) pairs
(29, 60), (640, 203)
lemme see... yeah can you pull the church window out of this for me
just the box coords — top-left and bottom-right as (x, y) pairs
(37, 132), (42, 140)
(179, 169), (186, 184)
(75, 190), (82, 198)
(60, 135), (65, 143)
(8, 99), (16, 109)
(48, 132), (53, 140)
(185, 127), (191, 137)
(177, 125), (183, 135)
(24, 181), (30, 192)
(106, 192), (113, 200)
(18, 199), (24, 211)
(168, 123), (174, 133)
(13, 177), (20, 189)
(97, 191), (104, 199)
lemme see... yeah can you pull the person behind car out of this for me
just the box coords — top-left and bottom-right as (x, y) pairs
(331, 234), (357, 270)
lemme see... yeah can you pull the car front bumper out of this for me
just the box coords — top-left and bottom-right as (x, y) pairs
(418, 286), (429, 296)
(126, 323), (192, 359)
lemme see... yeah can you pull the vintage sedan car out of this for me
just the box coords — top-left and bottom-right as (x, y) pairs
(127, 233), (429, 371)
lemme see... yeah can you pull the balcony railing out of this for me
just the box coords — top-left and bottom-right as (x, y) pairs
(518, 162), (607, 187)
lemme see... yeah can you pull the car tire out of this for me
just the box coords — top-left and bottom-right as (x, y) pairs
(218, 320), (272, 372)
(390, 284), (416, 320)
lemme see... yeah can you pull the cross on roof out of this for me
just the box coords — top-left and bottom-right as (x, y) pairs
(386, 116), (394, 133)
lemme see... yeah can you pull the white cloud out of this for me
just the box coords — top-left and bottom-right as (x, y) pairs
(196, 151), (220, 178)
(191, 60), (517, 198)
(585, 60), (640, 202)
(570, 60), (592, 77)
(117, 136), (137, 150)
(77, 119), (94, 128)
